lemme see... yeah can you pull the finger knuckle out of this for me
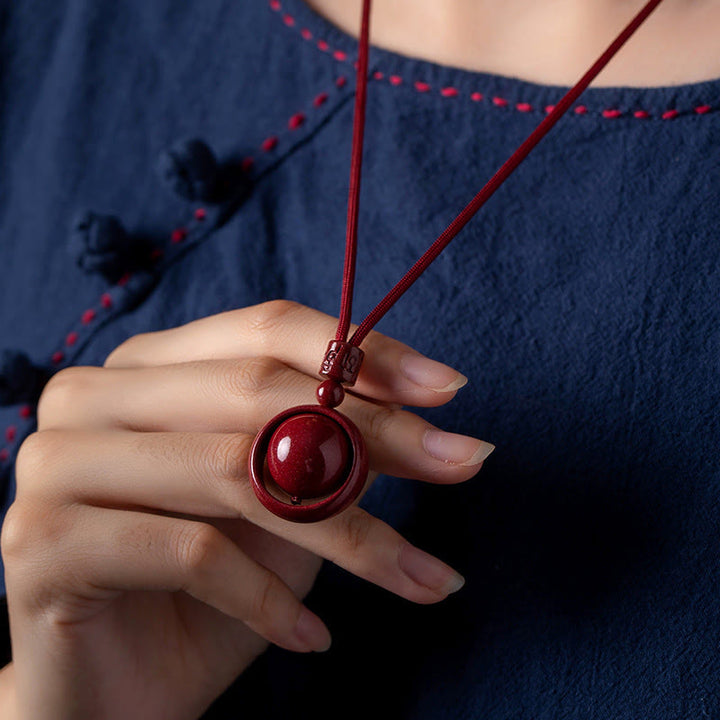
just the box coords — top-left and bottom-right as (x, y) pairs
(365, 405), (398, 444)
(205, 434), (252, 483)
(246, 300), (301, 347)
(1, 500), (65, 569)
(176, 523), (223, 580)
(227, 356), (286, 401)
(342, 509), (373, 557)
(14, 430), (66, 498)
(36, 367), (89, 429)
(250, 569), (284, 623)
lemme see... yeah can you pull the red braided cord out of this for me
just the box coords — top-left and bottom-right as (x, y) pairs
(336, 0), (666, 347)
(335, 0), (372, 342)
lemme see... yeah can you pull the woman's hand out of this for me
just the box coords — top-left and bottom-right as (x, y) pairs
(1, 300), (493, 720)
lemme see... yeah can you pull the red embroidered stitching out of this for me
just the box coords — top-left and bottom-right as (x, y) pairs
(269, 0), (714, 120)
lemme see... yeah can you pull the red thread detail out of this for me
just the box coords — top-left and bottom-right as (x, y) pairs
(470, 92), (484, 102)
(117, 272), (131, 286)
(492, 96), (509, 107)
(81, 309), (96, 325)
(282, 14), (295, 26)
(516, 102), (533, 113)
(574, 105), (588, 114)
(261, 136), (279, 152)
(101, 293), (113, 308)
(19, 405), (32, 419)
(65, 332), (78, 347)
(194, 207), (207, 221)
(695, 104), (711, 114)
(269, 0), (281, 10)
(389, 75), (403, 86)
(288, 113), (306, 130)
(373, 71), (384, 80)
(414, 81), (431, 93)
(602, 108), (622, 118)
(333, 50), (348, 61)
(171, 227), (188, 243)
(301, 28), (312, 40)
(51, 351), (64, 365)
(0, 449), (8, 462)
(336, 76), (347, 88)
(313, 92), (329, 107)
(317, 40), (329, 51)
(150, 248), (164, 262)
(5, 426), (16, 443)
(634, 110), (650, 118)
(241, 157), (255, 172)
(545, 105), (556, 114)
(440, 87), (459, 97)
(662, 109), (678, 120)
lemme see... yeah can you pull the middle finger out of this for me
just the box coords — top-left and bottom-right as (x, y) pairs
(38, 360), (494, 483)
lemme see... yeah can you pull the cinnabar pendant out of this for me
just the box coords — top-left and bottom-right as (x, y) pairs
(249, 341), (368, 522)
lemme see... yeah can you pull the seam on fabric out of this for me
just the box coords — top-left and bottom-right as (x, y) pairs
(269, 0), (718, 120)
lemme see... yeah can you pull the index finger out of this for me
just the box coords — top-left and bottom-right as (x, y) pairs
(103, 300), (468, 407)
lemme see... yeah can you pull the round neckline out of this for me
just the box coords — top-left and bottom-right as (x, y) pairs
(277, 0), (720, 117)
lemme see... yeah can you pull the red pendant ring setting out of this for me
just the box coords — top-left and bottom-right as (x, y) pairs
(249, 343), (369, 522)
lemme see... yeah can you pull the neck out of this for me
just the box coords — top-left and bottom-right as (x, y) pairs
(304, 0), (720, 86)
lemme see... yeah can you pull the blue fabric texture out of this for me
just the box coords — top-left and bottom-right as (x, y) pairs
(1, 0), (719, 717)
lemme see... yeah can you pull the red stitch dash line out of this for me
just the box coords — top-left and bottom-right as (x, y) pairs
(81, 309), (96, 325)
(0, 449), (8, 463)
(282, 14), (295, 27)
(662, 109), (678, 120)
(301, 28), (312, 40)
(602, 108), (622, 119)
(634, 110), (649, 118)
(373, 71), (384, 80)
(65, 332), (78, 347)
(241, 157), (255, 172)
(5, 426), (16, 443)
(261, 136), (279, 152)
(171, 227), (188, 243)
(516, 102), (533, 112)
(194, 207), (207, 221)
(414, 81), (431, 93)
(313, 92), (329, 107)
(288, 113), (306, 130)
(492, 96), (509, 107)
(270, 0), (281, 10)
(574, 105), (588, 115)
(389, 75), (403, 86)
(19, 405), (32, 419)
(317, 39), (329, 52)
(695, 104), (712, 114)
(101, 293), (113, 309)
(336, 75), (347, 88)
(470, 92), (483, 102)
(51, 351), (64, 365)
(440, 87), (459, 98)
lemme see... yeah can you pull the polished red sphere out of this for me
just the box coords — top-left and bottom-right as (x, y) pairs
(267, 413), (351, 500)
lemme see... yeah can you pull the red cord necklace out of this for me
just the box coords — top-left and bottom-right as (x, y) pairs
(249, 0), (667, 522)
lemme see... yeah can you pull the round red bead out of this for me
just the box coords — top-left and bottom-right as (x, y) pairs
(316, 379), (345, 408)
(267, 414), (350, 500)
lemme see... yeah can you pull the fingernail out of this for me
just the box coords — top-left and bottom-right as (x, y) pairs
(294, 608), (332, 652)
(423, 429), (495, 466)
(398, 542), (465, 596)
(399, 353), (468, 392)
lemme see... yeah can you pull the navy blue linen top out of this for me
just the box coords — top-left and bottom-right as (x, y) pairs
(2, 0), (720, 717)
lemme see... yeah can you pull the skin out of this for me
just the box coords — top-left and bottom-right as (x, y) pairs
(0, 300), (492, 719)
(305, 0), (720, 86)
